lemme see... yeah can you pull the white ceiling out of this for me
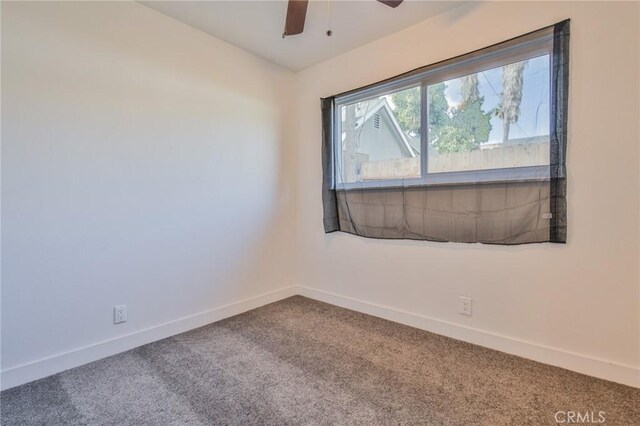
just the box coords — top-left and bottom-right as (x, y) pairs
(140, 0), (466, 71)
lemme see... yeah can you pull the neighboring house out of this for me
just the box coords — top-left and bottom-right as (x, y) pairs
(480, 135), (549, 150)
(343, 98), (418, 164)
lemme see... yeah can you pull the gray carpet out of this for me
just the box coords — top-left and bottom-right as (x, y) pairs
(2, 296), (639, 425)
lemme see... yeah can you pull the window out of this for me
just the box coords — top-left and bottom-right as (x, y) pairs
(322, 21), (569, 244)
(334, 27), (553, 188)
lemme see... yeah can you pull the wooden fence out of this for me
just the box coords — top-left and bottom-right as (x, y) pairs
(360, 142), (549, 180)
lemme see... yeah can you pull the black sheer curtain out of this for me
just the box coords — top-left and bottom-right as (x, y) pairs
(321, 97), (339, 233)
(549, 19), (570, 243)
(322, 20), (569, 244)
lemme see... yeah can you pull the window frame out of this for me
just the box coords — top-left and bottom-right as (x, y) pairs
(333, 28), (554, 191)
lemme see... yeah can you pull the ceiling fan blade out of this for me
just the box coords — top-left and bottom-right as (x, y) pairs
(377, 0), (403, 8)
(283, 0), (309, 37)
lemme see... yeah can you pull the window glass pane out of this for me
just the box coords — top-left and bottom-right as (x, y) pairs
(427, 55), (550, 173)
(338, 86), (421, 183)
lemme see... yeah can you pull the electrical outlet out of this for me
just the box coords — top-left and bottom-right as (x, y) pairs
(114, 305), (127, 324)
(458, 297), (472, 316)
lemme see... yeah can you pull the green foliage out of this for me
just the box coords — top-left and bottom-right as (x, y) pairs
(428, 83), (449, 130)
(452, 98), (491, 146)
(428, 80), (492, 154)
(390, 87), (420, 135)
(389, 78), (492, 154)
(430, 125), (476, 153)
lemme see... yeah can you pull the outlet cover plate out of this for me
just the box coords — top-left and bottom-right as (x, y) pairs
(458, 296), (472, 316)
(114, 305), (127, 324)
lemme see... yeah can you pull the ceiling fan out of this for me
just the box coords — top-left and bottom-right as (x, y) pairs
(283, 0), (404, 38)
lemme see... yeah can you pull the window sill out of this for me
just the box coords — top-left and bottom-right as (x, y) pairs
(335, 165), (551, 191)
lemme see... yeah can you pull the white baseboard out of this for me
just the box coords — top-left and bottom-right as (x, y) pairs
(3, 284), (638, 391)
(0, 286), (297, 391)
(297, 285), (640, 389)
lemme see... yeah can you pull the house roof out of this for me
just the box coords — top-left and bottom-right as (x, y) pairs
(480, 135), (550, 149)
(354, 98), (419, 158)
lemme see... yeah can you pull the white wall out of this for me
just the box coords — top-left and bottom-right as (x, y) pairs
(294, 1), (640, 386)
(1, 2), (295, 388)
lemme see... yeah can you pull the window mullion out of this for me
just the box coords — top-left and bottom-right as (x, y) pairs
(420, 83), (429, 180)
